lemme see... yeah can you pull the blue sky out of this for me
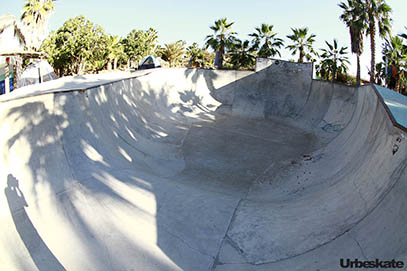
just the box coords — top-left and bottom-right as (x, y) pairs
(2, 0), (407, 79)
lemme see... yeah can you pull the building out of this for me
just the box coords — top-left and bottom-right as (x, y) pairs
(0, 14), (26, 94)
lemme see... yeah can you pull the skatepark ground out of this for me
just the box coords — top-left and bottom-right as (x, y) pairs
(0, 61), (407, 271)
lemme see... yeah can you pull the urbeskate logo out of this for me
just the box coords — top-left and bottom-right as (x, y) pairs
(340, 258), (404, 269)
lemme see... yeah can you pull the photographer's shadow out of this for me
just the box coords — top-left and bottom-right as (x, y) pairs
(5, 174), (65, 271)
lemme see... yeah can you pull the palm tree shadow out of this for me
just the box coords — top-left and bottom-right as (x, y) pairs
(5, 174), (65, 271)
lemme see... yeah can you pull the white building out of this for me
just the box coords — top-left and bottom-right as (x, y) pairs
(0, 14), (26, 93)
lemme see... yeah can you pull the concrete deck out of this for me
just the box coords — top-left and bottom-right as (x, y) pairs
(0, 64), (406, 271)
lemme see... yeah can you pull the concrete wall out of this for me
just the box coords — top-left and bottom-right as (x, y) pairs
(231, 60), (314, 119)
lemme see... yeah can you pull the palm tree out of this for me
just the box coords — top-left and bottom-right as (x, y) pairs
(374, 62), (386, 85)
(382, 36), (407, 92)
(106, 35), (125, 70)
(160, 40), (186, 67)
(365, 0), (392, 83)
(228, 39), (256, 69)
(317, 39), (350, 82)
(187, 43), (214, 68)
(286, 27), (317, 63)
(21, 0), (56, 50)
(339, 0), (367, 85)
(249, 24), (284, 58)
(205, 18), (236, 69)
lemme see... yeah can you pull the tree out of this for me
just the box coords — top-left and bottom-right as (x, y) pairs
(382, 36), (407, 92)
(41, 16), (110, 76)
(249, 24), (284, 58)
(399, 28), (407, 94)
(365, 0), (392, 83)
(21, 0), (56, 50)
(286, 27), (317, 63)
(374, 61), (386, 85)
(106, 35), (125, 70)
(187, 43), (215, 68)
(205, 18), (236, 69)
(159, 40), (186, 67)
(228, 39), (256, 69)
(316, 39), (350, 82)
(122, 28), (158, 67)
(339, 0), (367, 85)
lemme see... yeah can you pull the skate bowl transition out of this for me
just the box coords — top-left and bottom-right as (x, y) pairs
(0, 61), (407, 271)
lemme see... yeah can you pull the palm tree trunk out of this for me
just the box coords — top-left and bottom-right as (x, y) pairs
(356, 54), (361, 86)
(299, 46), (304, 63)
(13, 62), (18, 89)
(369, 19), (376, 83)
(218, 46), (224, 69)
(114, 58), (118, 70)
(395, 77), (401, 93)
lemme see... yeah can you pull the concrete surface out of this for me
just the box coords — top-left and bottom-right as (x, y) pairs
(0, 64), (406, 271)
(0, 70), (152, 103)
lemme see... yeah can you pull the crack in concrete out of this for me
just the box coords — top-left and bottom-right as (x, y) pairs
(210, 157), (280, 269)
(353, 180), (369, 212)
(352, 236), (368, 260)
(236, 227), (354, 266)
(210, 199), (243, 271)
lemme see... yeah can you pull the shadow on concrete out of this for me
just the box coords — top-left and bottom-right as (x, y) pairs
(5, 174), (66, 271)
